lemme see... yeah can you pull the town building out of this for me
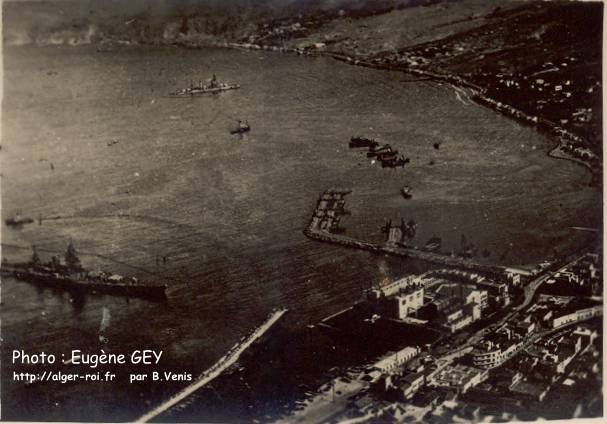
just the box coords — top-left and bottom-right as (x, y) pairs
(439, 302), (481, 333)
(400, 372), (425, 399)
(504, 267), (534, 286)
(572, 325), (599, 347)
(472, 328), (524, 369)
(490, 368), (523, 391)
(475, 280), (510, 307)
(389, 284), (424, 319)
(510, 380), (550, 402)
(514, 316), (536, 336)
(367, 275), (419, 300)
(551, 305), (602, 328)
(434, 283), (488, 310)
(372, 346), (420, 374)
(431, 364), (488, 394)
(424, 269), (510, 307)
(367, 275), (425, 320)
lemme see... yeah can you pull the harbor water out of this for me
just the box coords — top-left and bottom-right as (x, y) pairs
(0, 45), (600, 421)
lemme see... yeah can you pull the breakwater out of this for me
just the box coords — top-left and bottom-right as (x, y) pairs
(305, 189), (504, 275)
(303, 226), (503, 275)
(136, 308), (288, 423)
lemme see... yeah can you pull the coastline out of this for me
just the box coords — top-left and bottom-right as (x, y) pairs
(196, 39), (600, 181)
(30, 36), (598, 179)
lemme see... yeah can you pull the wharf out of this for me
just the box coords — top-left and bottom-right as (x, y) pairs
(304, 190), (503, 275)
(304, 227), (502, 274)
(136, 308), (288, 423)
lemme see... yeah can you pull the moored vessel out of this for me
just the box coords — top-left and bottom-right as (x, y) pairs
(401, 186), (412, 199)
(1, 244), (167, 300)
(230, 120), (251, 134)
(168, 74), (240, 97)
(5, 213), (34, 227)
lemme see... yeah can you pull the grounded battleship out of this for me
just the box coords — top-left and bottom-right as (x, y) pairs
(1, 243), (167, 300)
(168, 74), (240, 97)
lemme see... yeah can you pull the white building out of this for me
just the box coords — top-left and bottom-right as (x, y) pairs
(373, 346), (421, 374)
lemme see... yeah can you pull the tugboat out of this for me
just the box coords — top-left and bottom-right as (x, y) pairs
(5, 213), (34, 227)
(367, 144), (393, 158)
(381, 155), (409, 168)
(230, 120), (251, 135)
(401, 186), (412, 199)
(349, 136), (379, 149)
(168, 74), (240, 97)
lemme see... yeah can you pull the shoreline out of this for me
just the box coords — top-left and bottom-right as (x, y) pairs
(18, 38), (600, 179)
(200, 39), (600, 181)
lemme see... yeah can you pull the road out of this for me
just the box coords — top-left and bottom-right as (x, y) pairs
(436, 253), (589, 360)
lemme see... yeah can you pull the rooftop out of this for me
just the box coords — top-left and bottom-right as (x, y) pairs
(402, 372), (424, 385)
(510, 380), (549, 399)
(433, 365), (484, 386)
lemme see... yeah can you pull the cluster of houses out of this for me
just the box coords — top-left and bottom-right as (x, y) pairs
(353, 250), (601, 421)
(469, 323), (599, 404)
(366, 270), (513, 335)
(545, 253), (602, 296)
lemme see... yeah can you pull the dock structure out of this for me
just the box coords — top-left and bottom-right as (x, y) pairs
(304, 226), (502, 275)
(304, 190), (503, 276)
(136, 308), (288, 423)
(309, 190), (352, 234)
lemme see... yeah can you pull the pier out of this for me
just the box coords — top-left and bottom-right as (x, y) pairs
(305, 227), (502, 274)
(304, 191), (503, 275)
(136, 308), (288, 423)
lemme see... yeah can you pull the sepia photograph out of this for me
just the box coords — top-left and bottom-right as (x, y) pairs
(0, 0), (603, 422)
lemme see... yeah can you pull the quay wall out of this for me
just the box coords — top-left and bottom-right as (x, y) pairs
(303, 227), (503, 275)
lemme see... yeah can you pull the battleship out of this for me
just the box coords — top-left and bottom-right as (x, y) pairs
(1, 262), (167, 300)
(1, 244), (167, 300)
(168, 74), (240, 97)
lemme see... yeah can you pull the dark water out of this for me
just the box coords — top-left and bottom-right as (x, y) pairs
(0, 45), (600, 421)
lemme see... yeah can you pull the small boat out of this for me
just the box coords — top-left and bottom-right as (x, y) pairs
(5, 214), (34, 227)
(401, 186), (412, 199)
(382, 155), (409, 168)
(230, 120), (250, 134)
(424, 236), (442, 252)
(376, 150), (399, 161)
(367, 144), (393, 158)
(349, 136), (379, 149)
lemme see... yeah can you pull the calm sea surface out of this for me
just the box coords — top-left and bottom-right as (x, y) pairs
(0, 45), (600, 420)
